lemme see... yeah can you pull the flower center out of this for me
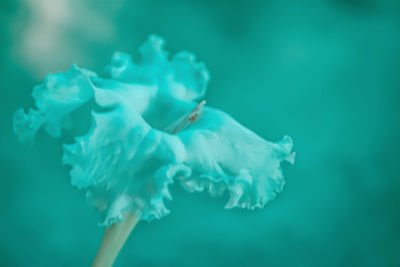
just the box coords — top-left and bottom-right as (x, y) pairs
(167, 100), (206, 134)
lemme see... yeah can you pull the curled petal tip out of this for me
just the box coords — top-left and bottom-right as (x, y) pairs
(287, 151), (296, 164)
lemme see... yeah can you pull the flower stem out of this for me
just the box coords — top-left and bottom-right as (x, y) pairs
(91, 213), (140, 267)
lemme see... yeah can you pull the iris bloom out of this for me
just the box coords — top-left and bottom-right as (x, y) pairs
(14, 35), (294, 266)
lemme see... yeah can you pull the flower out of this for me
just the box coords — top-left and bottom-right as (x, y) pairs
(13, 35), (295, 227)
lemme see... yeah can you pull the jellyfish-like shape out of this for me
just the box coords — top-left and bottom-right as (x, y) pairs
(13, 35), (295, 227)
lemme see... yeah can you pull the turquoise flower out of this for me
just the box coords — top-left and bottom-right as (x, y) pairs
(13, 35), (295, 227)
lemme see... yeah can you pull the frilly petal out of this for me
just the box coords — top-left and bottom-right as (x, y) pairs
(175, 110), (295, 210)
(62, 78), (189, 225)
(13, 64), (96, 146)
(107, 34), (209, 101)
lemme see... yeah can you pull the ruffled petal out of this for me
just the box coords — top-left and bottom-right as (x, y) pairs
(62, 78), (189, 225)
(107, 34), (210, 101)
(175, 109), (295, 210)
(13, 65), (96, 146)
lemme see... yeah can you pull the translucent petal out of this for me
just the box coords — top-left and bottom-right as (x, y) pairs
(107, 34), (209, 101)
(13, 65), (96, 146)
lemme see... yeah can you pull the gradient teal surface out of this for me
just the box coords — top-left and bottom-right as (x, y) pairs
(1, 0), (399, 266)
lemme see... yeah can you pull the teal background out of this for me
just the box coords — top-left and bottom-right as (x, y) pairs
(1, 0), (400, 266)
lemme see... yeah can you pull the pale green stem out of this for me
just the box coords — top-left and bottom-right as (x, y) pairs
(91, 213), (140, 267)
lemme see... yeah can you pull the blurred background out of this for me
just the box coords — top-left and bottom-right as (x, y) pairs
(1, 0), (400, 266)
